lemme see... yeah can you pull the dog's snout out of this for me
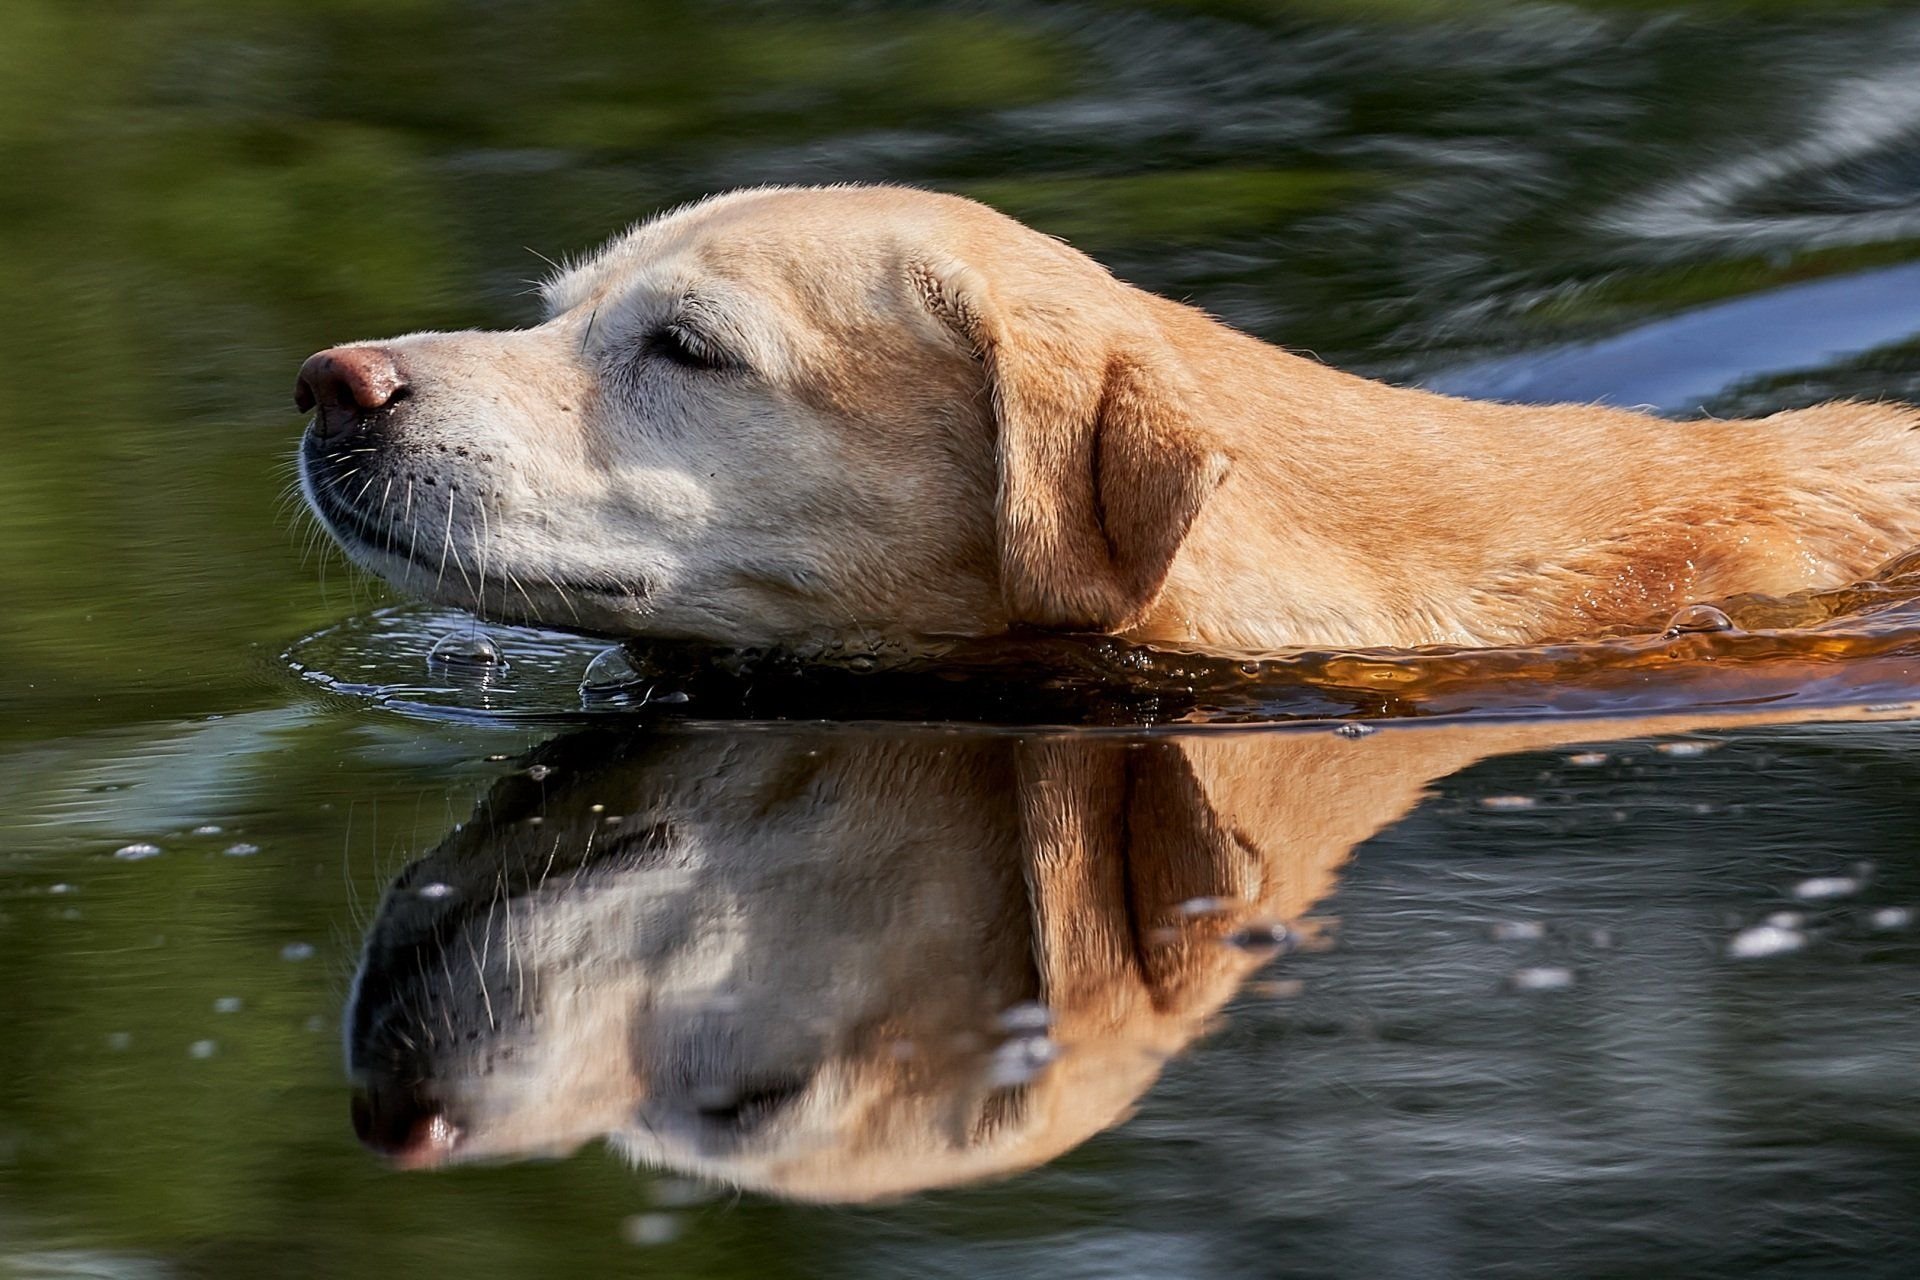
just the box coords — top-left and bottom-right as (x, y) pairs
(295, 346), (409, 442)
(351, 1086), (461, 1170)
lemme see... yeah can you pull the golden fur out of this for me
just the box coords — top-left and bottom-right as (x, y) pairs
(300, 185), (1920, 651)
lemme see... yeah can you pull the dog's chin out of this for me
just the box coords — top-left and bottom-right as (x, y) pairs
(299, 453), (649, 635)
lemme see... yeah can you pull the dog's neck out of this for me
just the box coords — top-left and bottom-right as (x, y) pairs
(1124, 293), (1920, 652)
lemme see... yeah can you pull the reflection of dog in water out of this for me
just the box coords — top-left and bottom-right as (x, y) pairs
(345, 707), (1867, 1201)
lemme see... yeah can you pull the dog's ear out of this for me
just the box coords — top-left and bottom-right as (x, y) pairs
(1015, 739), (1266, 1035)
(911, 259), (1230, 632)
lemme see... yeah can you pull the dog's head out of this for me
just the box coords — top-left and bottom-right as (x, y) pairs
(296, 186), (1229, 645)
(343, 727), (1349, 1201)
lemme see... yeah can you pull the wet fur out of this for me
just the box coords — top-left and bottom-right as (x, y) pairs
(299, 185), (1920, 651)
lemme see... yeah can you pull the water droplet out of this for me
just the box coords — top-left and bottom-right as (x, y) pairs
(1224, 920), (1293, 954)
(114, 842), (162, 861)
(1565, 752), (1608, 767)
(213, 997), (243, 1014)
(280, 942), (315, 962)
(223, 843), (260, 858)
(1765, 910), (1805, 929)
(621, 1212), (682, 1247)
(1175, 895), (1240, 919)
(986, 1034), (1061, 1087)
(417, 882), (455, 900)
(1664, 603), (1734, 637)
(995, 1002), (1053, 1035)
(188, 1040), (218, 1060)
(655, 690), (691, 705)
(526, 764), (554, 781)
(580, 646), (643, 700)
(1479, 795), (1537, 811)
(1333, 723), (1375, 739)
(428, 629), (508, 672)
(48, 883), (75, 896)
(1489, 920), (1546, 942)
(191, 824), (223, 836)
(1508, 966), (1575, 991)
(1656, 741), (1712, 757)
(105, 1032), (131, 1051)
(303, 1015), (327, 1033)
(1792, 875), (1860, 901)
(1868, 906), (1913, 931)
(1728, 923), (1805, 959)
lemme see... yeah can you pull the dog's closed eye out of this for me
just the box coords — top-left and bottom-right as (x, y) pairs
(648, 323), (735, 374)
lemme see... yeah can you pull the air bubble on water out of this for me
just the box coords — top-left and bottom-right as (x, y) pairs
(1566, 752), (1608, 767)
(987, 1033), (1061, 1087)
(280, 942), (315, 962)
(1728, 923), (1805, 959)
(188, 1040), (218, 1060)
(621, 1212), (682, 1247)
(1664, 603), (1734, 637)
(114, 843), (162, 861)
(105, 1032), (131, 1051)
(1479, 795), (1537, 811)
(1175, 895), (1240, 919)
(1490, 920), (1546, 942)
(1508, 966), (1575, 991)
(417, 882), (455, 900)
(427, 629), (508, 672)
(580, 646), (643, 701)
(1656, 741), (1712, 757)
(995, 1002), (1053, 1035)
(1869, 906), (1913, 931)
(191, 824), (223, 836)
(1224, 920), (1293, 954)
(223, 843), (260, 858)
(655, 690), (691, 705)
(1792, 875), (1860, 901)
(213, 997), (243, 1014)
(1333, 723), (1375, 739)
(48, 884), (75, 896)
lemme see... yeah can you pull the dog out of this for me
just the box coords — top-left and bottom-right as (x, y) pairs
(343, 702), (1884, 1200)
(296, 185), (1920, 652)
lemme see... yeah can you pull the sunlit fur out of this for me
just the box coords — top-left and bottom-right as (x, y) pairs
(301, 185), (1920, 652)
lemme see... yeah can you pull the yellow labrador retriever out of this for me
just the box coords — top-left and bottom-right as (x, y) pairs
(296, 185), (1920, 651)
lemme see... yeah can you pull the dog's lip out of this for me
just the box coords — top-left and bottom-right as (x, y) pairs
(301, 437), (649, 607)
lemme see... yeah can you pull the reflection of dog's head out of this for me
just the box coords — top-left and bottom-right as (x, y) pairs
(344, 727), (1367, 1201)
(347, 706), (1854, 1200)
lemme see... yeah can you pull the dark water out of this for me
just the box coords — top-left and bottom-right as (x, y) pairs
(7, 2), (1920, 1276)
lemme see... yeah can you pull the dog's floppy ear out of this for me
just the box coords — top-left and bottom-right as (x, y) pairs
(1015, 739), (1266, 1035)
(911, 258), (1230, 632)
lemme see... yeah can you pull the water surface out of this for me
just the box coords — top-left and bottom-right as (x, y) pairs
(6, 2), (1920, 1276)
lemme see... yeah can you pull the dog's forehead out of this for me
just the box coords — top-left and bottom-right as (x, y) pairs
(539, 186), (961, 320)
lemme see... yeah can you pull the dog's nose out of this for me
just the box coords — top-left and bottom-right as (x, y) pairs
(295, 346), (408, 443)
(351, 1088), (461, 1170)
